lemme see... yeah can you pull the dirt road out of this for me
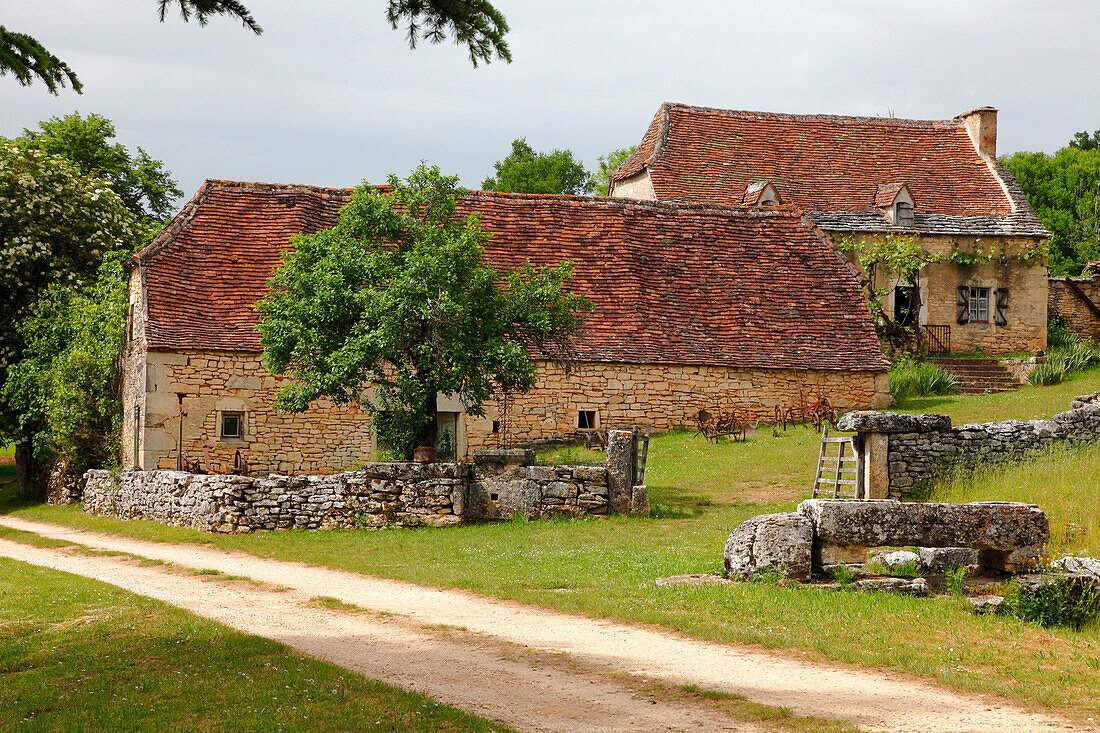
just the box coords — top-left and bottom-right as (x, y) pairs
(0, 516), (1076, 733)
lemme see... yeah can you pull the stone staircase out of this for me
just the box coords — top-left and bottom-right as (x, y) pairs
(932, 358), (1021, 395)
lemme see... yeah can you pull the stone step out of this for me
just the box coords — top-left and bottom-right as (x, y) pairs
(931, 358), (1021, 394)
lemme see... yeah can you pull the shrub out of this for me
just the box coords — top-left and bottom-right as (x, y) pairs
(889, 357), (958, 399)
(1002, 576), (1100, 629)
(1029, 339), (1100, 386)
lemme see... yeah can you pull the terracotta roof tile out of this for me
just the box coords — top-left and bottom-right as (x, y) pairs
(135, 180), (888, 373)
(613, 102), (1049, 237)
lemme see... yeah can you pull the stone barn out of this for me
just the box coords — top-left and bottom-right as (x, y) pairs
(122, 180), (889, 474)
(610, 103), (1051, 355)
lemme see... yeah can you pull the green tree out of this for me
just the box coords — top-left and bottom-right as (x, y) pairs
(16, 112), (183, 221)
(1003, 143), (1100, 274)
(258, 164), (590, 458)
(1071, 129), (1100, 152)
(482, 139), (594, 195)
(2, 0), (508, 95)
(0, 141), (139, 496)
(592, 146), (635, 195)
(2, 251), (130, 487)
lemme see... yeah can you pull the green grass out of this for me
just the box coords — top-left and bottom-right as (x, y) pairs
(933, 441), (1100, 558)
(4, 366), (1100, 720)
(889, 358), (957, 399)
(0, 557), (512, 732)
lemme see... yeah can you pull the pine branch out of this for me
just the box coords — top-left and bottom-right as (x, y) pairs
(157, 0), (263, 35)
(0, 26), (82, 95)
(386, 0), (511, 67)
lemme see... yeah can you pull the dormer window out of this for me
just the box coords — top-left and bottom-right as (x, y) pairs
(875, 183), (915, 227)
(743, 180), (781, 207)
(896, 201), (913, 227)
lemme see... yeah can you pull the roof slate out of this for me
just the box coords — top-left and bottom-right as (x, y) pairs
(613, 103), (1048, 238)
(135, 180), (888, 373)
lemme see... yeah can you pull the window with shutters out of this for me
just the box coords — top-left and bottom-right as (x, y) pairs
(969, 287), (990, 322)
(994, 288), (1009, 326)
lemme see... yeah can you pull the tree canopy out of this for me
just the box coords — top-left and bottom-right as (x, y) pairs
(258, 164), (590, 458)
(481, 138), (594, 196)
(1003, 136), (1100, 275)
(592, 146), (635, 195)
(15, 113), (183, 222)
(2, 0), (508, 95)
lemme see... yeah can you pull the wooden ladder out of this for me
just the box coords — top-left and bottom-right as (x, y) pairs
(812, 424), (863, 499)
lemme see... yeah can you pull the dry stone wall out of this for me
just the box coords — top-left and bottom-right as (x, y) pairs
(1049, 276), (1100, 342)
(839, 390), (1100, 498)
(83, 463), (466, 533)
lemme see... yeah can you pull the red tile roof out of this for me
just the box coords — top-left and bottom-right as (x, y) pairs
(613, 103), (1048, 237)
(874, 183), (908, 209)
(134, 180), (888, 373)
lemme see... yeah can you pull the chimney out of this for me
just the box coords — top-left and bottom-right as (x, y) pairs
(958, 106), (998, 158)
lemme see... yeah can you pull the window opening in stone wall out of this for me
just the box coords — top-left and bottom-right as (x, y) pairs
(578, 410), (596, 430)
(893, 286), (918, 327)
(221, 411), (244, 440)
(492, 420), (500, 434)
(969, 287), (990, 323)
(896, 201), (913, 227)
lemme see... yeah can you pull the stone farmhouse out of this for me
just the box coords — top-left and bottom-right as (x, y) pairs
(610, 103), (1051, 355)
(1048, 262), (1100, 342)
(122, 180), (889, 473)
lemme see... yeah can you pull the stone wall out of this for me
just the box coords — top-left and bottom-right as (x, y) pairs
(840, 391), (1100, 499)
(82, 448), (629, 533)
(1049, 276), (1100, 342)
(83, 462), (466, 533)
(468, 361), (888, 453)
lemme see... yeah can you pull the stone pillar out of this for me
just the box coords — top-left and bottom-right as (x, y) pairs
(863, 432), (890, 499)
(606, 429), (634, 515)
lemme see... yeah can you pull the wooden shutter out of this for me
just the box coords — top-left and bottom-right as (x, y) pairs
(956, 286), (970, 325)
(994, 288), (1009, 326)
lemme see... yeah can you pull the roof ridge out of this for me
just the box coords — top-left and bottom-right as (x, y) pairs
(662, 101), (964, 128)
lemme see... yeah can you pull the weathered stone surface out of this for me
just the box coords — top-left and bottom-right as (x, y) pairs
(919, 547), (980, 574)
(817, 543), (868, 565)
(724, 512), (813, 582)
(1070, 390), (1100, 410)
(798, 499), (1049, 557)
(837, 411), (952, 434)
(630, 485), (651, 517)
(655, 574), (737, 588)
(606, 430), (634, 516)
(851, 577), (930, 596)
(969, 595), (1005, 614)
(1053, 555), (1100, 579)
(868, 549), (921, 572)
(471, 449), (534, 465)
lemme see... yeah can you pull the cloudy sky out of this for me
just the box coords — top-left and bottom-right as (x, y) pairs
(4, 1), (1099, 207)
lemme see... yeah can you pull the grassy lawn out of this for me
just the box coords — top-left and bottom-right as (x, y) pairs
(3, 366), (1100, 721)
(0, 557), (511, 732)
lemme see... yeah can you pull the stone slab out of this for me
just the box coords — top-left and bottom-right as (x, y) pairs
(724, 512), (812, 582)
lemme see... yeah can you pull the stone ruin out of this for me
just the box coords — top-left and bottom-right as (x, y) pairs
(725, 499), (1050, 587)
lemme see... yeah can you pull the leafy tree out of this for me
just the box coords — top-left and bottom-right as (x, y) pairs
(1071, 129), (1100, 152)
(258, 164), (590, 458)
(1003, 143), (1100, 275)
(0, 141), (139, 496)
(2, 0), (508, 95)
(482, 139), (594, 195)
(592, 146), (635, 195)
(16, 112), (183, 221)
(2, 251), (130, 487)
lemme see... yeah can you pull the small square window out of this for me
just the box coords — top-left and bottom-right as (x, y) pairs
(221, 411), (244, 440)
(577, 410), (596, 430)
(969, 287), (990, 322)
(491, 420), (500, 434)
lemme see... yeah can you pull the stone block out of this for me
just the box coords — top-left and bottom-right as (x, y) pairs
(837, 411), (952, 434)
(798, 499), (1049, 553)
(918, 547), (980, 574)
(724, 512), (813, 582)
(851, 577), (930, 596)
(630, 485), (650, 516)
